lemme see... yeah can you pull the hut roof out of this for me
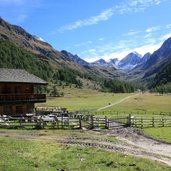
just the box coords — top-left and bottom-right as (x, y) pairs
(0, 68), (47, 84)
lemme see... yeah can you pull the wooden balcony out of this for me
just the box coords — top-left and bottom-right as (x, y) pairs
(0, 94), (46, 104)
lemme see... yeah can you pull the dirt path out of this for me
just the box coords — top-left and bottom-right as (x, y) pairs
(103, 127), (171, 166)
(0, 128), (171, 167)
(96, 94), (139, 111)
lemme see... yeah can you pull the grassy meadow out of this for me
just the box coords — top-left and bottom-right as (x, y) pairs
(41, 89), (171, 114)
(1, 90), (171, 170)
(39, 89), (171, 143)
(41, 88), (132, 111)
(0, 129), (171, 171)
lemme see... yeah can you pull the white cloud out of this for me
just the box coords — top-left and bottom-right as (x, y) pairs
(166, 24), (171, 29)
(58, 0), (164, 32)
(73, 40), (92, 47)
(122, 30), (140, 36)
(144, 33), (152, 38)
(133, 43), (162, 55)
(159, 31), (171, 41)
(98, 37), (105, 41)
(117, 0), (162, 14)
(145, 26), (161, 33)
(83, 22), (171, 63)
(58, 8), (114, 32)
(84, 42), (162, 62)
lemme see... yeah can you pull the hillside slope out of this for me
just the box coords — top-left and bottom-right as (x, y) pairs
(0, 17), (125, 80)
(0, 18), (135, 93)
(128, 37), (171, 85)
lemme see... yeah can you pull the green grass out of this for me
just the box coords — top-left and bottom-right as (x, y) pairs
(41, 90), (132, 111)
(108, 93), (171, 114)
(41, 92), (171, 115)
(0, 132), (170, 171)
(38, 91), (171, 143)
(0, 129), (119, 143)
(143, 127), (171, 143)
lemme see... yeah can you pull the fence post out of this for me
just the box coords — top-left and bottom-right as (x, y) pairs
(19, 118), (22, 128)
(90, 115), (94, 129)
(141, 118), (143, 129)
(127, 114), (131, 127)
(105, 116), (108, 129)
(152, 117), (155, 127)
(162, 118), (164, 127)
(52, 120), (56, 129)
(61, 115), (64, 129)
(79, 118), (82, 129)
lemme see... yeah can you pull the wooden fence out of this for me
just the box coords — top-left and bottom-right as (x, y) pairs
(79, 110), (171, 117)
(0, 113), (171, 130)
(0, 114), (109, 130)
(130, 116), (171, 128)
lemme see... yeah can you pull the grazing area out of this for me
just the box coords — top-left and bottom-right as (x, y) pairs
(0, 129), (171, 171)
(43, 91), (171, 114)
(143, 127), (171, 143)
(42, 88), (132, 111)
(40, 91), (171, 143)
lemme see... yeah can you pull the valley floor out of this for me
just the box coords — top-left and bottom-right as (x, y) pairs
(0, 128), (171, 169)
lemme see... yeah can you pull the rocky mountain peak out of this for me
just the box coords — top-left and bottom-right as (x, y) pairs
(92, 59), (107, 65)
(118, 51), (142, 70)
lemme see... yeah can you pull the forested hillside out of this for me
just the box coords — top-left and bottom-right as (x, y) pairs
(149, 57), (171, 93)
(0, 40), (53, 81)
(103, 79), (134, 93)
(0, 40), (135, 93)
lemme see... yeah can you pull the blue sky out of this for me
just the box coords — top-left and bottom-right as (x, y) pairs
(1, 0), (171, 62)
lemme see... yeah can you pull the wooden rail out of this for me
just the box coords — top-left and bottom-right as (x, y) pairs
(79, 110), (171, 117)
(129, 116), (171, 128)
(0, 114), (108, 130)
(0, 113), (171, 130)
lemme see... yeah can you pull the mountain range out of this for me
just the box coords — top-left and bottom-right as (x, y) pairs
(0, 17), (124, 80)
(91, 52), (151, 70)
(0, 17), (171, 92)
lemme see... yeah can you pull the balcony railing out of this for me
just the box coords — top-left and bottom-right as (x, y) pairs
(0, 94), (46, 103)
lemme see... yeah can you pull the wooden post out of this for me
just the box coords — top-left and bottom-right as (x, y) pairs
(52, 120), (56, 129)
(105, 116), (108, 129)
(152, 117), (155, 127)
(90, 115), (94, 129)
(162, 118), (164, 127)
(127, 114), (131, 127)
(61, 115), (64, 129)
(141, 118), (143, 129)
(79, 118), (82, 129)
(19, 118), (22, 128)
(56, 120), (59, 129)
(68, 118), (70, 128)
